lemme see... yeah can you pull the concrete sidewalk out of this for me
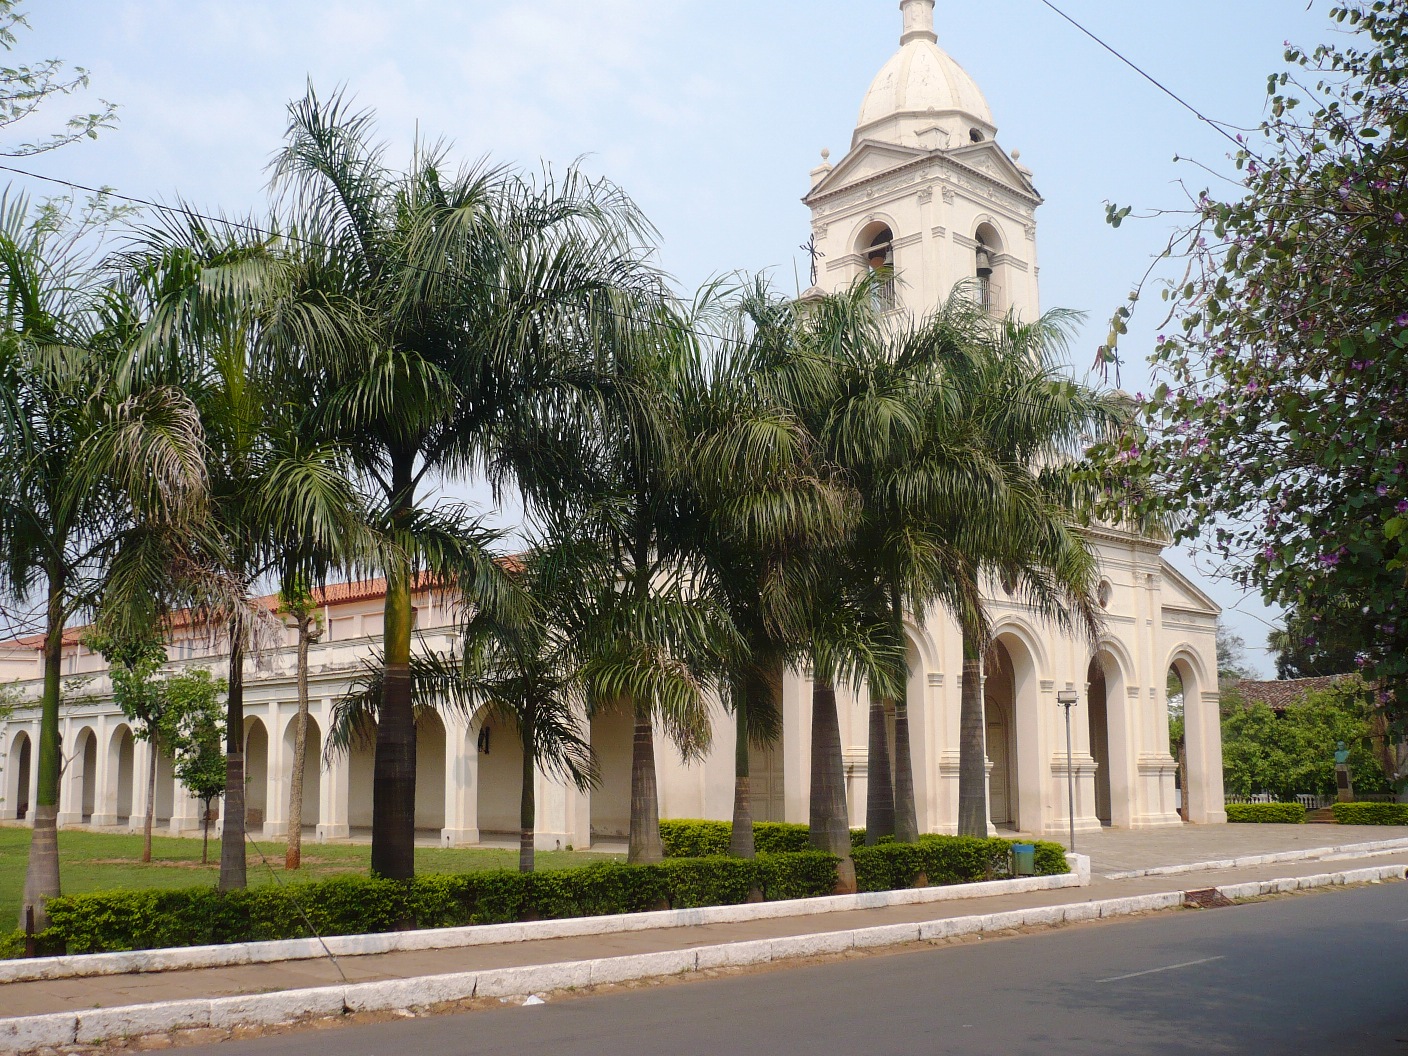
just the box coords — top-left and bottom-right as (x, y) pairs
(4, 847), (1406, 1023)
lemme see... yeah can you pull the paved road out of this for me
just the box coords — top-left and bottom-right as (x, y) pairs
(170, 883), (1408, 1056)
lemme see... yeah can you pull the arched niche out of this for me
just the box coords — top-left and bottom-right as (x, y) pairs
(110, 724), (135, 824)
(244, 718), (269, 829)
(6, 730), (31, 821)
(414, 708), (447, 833)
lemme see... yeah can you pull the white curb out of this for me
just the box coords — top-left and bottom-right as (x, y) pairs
(3, 862), (1399, 1053)
(0, 866), (1087, 985)
(1102, 837), (1408, 880)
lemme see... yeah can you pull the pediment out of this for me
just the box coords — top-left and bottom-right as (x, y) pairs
(807, 140), (927, 200)
(945, 141), (1040, 199)
(1159, 559), (1221, 616)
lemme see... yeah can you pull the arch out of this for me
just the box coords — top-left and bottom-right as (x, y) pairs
(282, 713), (323, 830)
(6, 730), (31, 821)
(414, 708), (447, 832)
(972, 217), (1007, 252)
(1086, 657), (1113, 825)
(475, 708), (524, 837)
(109, 724), (135, 824)
(75, 726), (98, 822)
(1165, 642), (1223, 823)
(990, 616), (1052, 675)
(988, 629), (1045, 833)
(852, 215), (901, 256)
(590, 706), (633, 842)
(244, 718), (269, 829)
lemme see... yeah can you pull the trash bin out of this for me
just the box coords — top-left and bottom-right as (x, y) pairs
(1011, 843), (1036, 877)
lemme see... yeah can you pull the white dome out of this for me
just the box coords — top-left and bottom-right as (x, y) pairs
(854, 2), (995, 149)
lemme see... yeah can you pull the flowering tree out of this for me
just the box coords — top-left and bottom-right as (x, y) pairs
(1100, 1), (1408, 732)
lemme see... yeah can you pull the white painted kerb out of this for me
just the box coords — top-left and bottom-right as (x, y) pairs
(0, 867), (1086, 985)
(3, 863), (1399, 1053)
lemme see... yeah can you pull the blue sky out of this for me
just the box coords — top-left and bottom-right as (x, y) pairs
(19, 1), (1345, 674)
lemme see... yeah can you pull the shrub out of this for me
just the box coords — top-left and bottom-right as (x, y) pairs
(851, 836), (1068, 892)
(658, 820), (815, 857)
(1331, 801), (1408, 825)
(1225, 802), (1307, 823)
(36, 838), (1065, 956)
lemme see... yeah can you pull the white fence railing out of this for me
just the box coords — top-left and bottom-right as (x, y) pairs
(1225, 793), (1334, 809)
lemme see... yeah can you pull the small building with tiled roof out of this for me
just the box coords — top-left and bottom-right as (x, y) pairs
(1233, 675), (1354, 713)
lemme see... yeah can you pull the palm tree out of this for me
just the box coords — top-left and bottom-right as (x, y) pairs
(269, 88), (664, 879)
(0, 194), (207, 927)
(950, 311), (1122, 838)
(121, 208), (371, 890)
(683, 283), (853, 858)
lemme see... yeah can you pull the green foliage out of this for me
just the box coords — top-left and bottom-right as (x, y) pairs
(1331, 801), (1408, 825)
(0, 1), (117, 156)
(42, 853), (840, 954)
(850, 836), (1069, 892)
(658, 820), (813, 857)
(1221, 680), (1392, 798)
(1097, 1), (1408, 731)
(166, 669), (226, 803)
(1225, 802), (1307, 823)
(1268, 602), (1363, 679)
(34, 834), (1067, 955)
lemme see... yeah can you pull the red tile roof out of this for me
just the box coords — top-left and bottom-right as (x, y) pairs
(1234, 675), (1353, 712)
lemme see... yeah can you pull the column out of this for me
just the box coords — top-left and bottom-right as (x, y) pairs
(316, 698), (350, 841)
(90, 717), (118, 827)
(440, 715), (479, 846)
(129, 739), (151, 833)
(56, 717), (83, 827)
(262, 703), (287, 838)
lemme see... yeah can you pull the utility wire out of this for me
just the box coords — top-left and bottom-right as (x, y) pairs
(1031, 0), (1252, 156)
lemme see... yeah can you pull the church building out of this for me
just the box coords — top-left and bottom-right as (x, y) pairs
(0, 2), (1225, 846)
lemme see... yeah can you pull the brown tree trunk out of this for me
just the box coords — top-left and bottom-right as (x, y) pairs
(519, 718), (536, 874)
(729, 689), (755, 859)
(627, 702), (663, 864)
(142, 742), (157, 863)
(19, 583), (64, 930)
(218, 630), (247, 891)
(865, 698), (895, 843)
(957, 628), (989, 838)
(285, 613), (316, 871)
(1178, 738), (1189, 822)
(808, 680), (854, 892)
(893, 696), (919, 843)
(372, 471), (417, 881)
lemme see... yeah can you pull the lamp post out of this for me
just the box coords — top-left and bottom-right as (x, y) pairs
(1056, 687), (1078, 851)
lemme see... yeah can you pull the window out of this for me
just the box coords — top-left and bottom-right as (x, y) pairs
(865, 226), (896, 309)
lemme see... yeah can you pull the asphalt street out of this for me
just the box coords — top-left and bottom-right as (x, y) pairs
(174, 882), (1408, 1056)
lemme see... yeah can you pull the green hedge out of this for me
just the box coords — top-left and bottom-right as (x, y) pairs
(658, 820), (813, 857)
(1331, 801), (1408, 825)
(1225, 802), (1307, 823)
(35, 829), (1069, 956)
(851, 836), (1068, 892)
(42, 852), (840, 956)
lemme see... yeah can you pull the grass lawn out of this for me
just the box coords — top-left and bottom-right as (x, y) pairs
(0, 825), (622, 927)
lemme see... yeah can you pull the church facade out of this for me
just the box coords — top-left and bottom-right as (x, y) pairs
(0, 1), (1225, 846)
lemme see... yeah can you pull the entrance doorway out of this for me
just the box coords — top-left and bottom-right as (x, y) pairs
(984, 646), (1018, 829)
(1087, 658), (1112, 826)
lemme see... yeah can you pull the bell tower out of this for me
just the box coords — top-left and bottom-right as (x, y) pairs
(803, 1), (1042, 321)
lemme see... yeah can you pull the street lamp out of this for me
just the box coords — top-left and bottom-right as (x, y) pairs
(1056, 686), (1078, 851)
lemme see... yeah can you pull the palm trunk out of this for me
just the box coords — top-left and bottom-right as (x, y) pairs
(519, 718), (536, 874)
(372, 467), (417, 881)
(864, 698), (895, 843)
(218, 630), (247, 891)
(627, 701), (663, 864)
(729, 686), (755, 859)
(888, 590), (918, 842)
(893, 697), (919, 843)
(19, 579), (64, 930)
(957, 627), (988, 837)
(142, 742), (157, 863)
(285, 615), (313, 870)
(808, 680), (854, 892)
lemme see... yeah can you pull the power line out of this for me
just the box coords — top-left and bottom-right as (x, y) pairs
(1031, 0), (1251, 156)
